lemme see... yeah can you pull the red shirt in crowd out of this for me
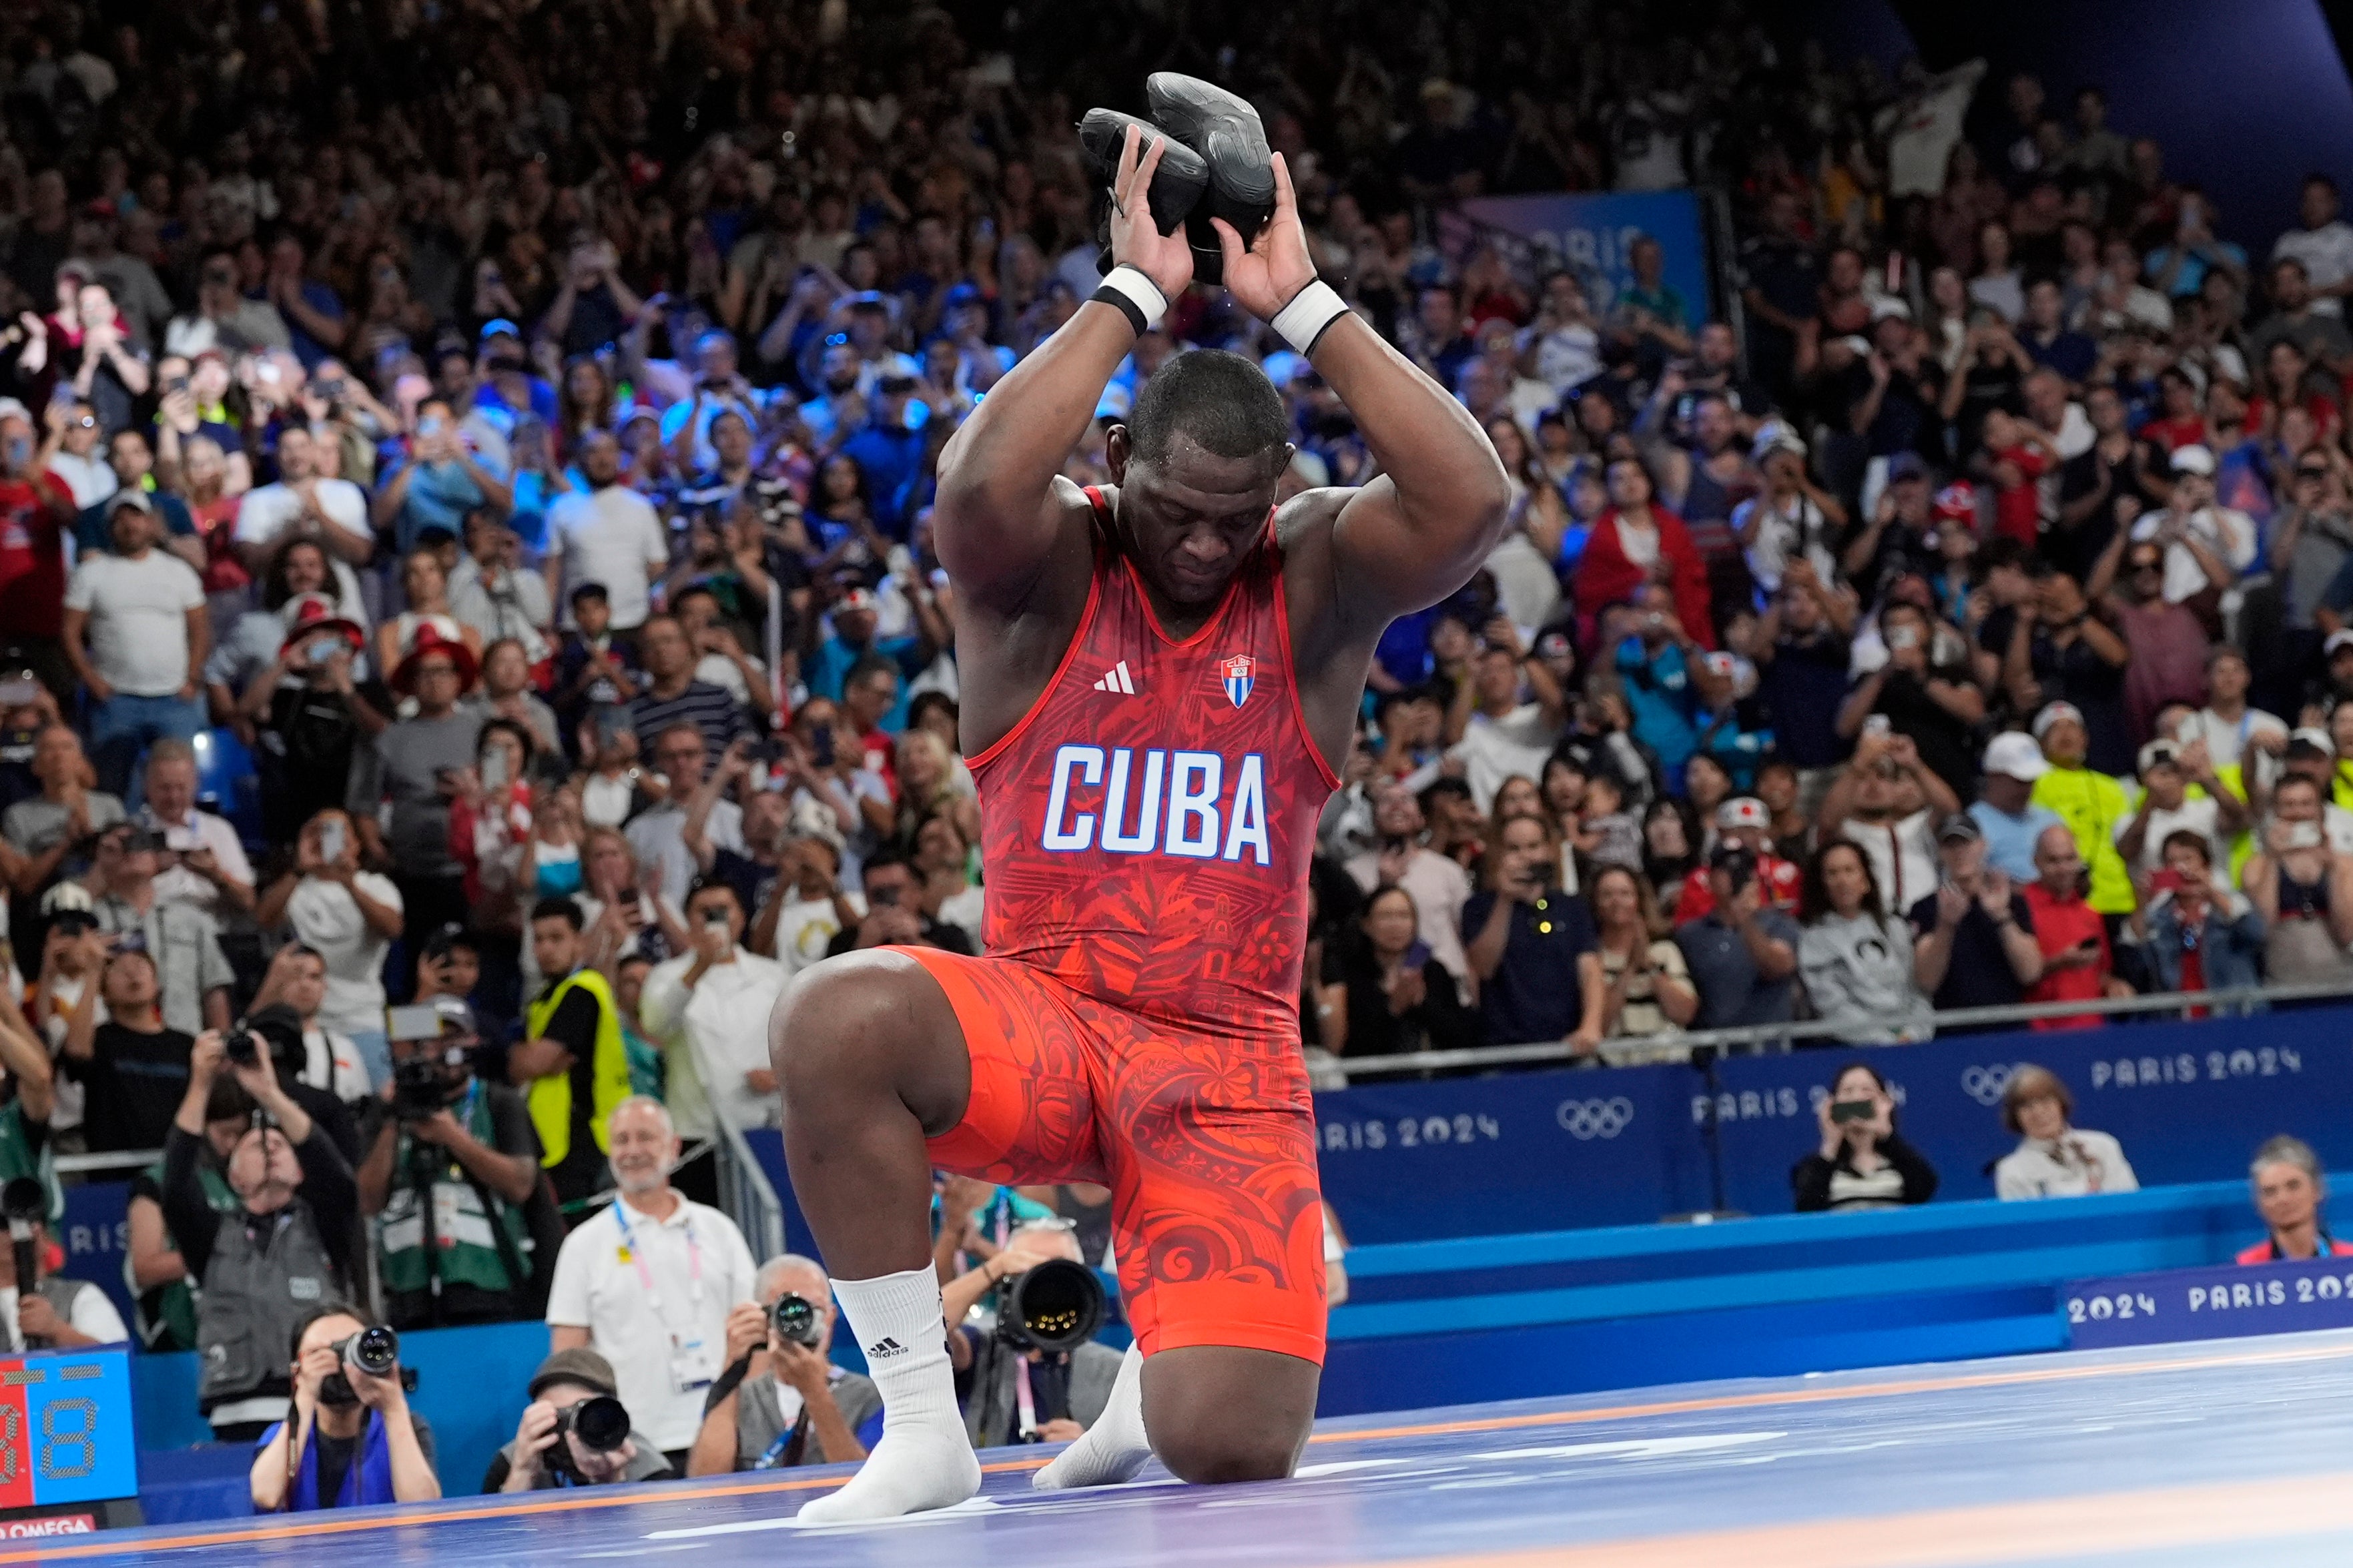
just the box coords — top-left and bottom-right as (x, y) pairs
(1986, 444), (2049, 550)
(1674, 854), (1802, 925)
(0, 473), (74, 641)
(2021, 880), (2106, 1029)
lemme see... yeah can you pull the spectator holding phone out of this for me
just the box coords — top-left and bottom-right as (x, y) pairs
(640, 879), (787, 1140)
(1910, 815), (2045, 1020)
(1792, 1062), (1940, 1212)
(348, 627), (484, 961)
(258, 810), (404, 1090)
(1993, 1065), (2139, 1200)
(821, 847), (974, 957)
(2242, 774), (2353, 987)
(1464, 813), (1605, 1052)
(2130, 829), (2265, 1012)
(1328, 885), (1477, 1059)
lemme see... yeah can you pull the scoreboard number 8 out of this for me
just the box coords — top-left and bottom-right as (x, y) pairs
(39, 1399), (97, 1481)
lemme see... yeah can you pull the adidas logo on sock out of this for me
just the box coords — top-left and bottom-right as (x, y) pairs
(867, 1337), (909, 1358)
(1091, 660), (1138, 695)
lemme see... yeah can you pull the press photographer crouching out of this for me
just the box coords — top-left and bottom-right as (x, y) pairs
(944, 1219), (1121, 1448)
(357, 996), (545, 1330)
(685, 1256), (880, 1476)
(486, 1347), (676, 1491)
(165, 1027), (360, 1440)
(248, 1306), (440, 1511)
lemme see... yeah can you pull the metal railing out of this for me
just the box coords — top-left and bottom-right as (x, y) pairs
(1323, 977), (2353, 1082)
(687, 1032), (787, 1260)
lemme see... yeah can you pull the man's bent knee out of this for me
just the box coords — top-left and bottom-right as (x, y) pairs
(1153, 1428), (1303, 1486)
(769, 951), (968, 1126)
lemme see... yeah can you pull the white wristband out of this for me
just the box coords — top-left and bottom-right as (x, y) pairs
(1095, 266), (1167, 333)
(1271, 278), (1349, 355)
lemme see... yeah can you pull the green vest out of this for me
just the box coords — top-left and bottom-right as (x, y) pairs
(0, 1104), (63, 1224)
(2032, 767), (2135, 915)
(376, 1086), (533, 1299)
(133, 1158), (236, 1352)
(525, 968), (631, 1170)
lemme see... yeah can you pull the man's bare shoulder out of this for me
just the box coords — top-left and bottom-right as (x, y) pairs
(1271, 486), (1352, 560)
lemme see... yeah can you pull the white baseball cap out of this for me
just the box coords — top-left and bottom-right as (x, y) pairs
(2170, 445), (2218, 478)
(1983, 731), (2050, 781)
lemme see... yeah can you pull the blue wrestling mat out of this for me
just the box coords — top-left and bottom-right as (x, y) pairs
(21, 1330), (2353, 1567)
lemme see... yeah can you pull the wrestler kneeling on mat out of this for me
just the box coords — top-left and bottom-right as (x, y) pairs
(769, 84), (1511, 1522)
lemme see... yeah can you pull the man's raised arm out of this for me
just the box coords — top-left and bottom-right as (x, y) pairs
(931, 127), (1196, 606)
(1215, 155), (1511, 629)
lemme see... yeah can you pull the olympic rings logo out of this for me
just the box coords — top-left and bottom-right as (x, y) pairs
(1557, 1097), (1636, 1140)
(1961, 1064), (2018, 1106)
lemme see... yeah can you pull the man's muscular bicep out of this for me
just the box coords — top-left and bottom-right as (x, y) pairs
(1325, 476), (1501, 629)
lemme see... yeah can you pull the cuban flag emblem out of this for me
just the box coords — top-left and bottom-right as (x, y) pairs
(1221, 654), (1255, 709)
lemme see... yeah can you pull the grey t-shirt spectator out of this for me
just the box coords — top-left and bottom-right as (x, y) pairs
(728, 1369), (883, 1469)
(90, 893), (235, 1039)
(3, 793), (127, 859)
(1675, 908), (1802, 1030)
(347, 711), (484, 878)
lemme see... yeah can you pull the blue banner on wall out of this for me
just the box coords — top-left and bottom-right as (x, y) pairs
(1457, 190), (1712, 327)
(53, 1182), (135, 1334)
(2065, 1256), (2353, 1350)
(1314, 1064), (1709, 1244)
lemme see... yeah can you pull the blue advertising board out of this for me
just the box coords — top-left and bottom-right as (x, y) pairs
(2065, 1256), (2353, 1350)
(1313, 1062), (1708, 1243)
(1456, 190), (1712, 326)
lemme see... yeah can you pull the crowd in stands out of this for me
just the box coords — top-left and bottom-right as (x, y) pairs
(0, 0), (2350, 1510)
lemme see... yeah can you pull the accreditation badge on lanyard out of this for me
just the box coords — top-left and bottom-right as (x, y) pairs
(614, 1202), (717, 1395)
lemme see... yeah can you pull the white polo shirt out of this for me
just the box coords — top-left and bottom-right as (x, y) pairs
(545, 1191), (757, 1451)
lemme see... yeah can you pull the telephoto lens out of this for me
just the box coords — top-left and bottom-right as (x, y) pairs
(997, 1258), (1108, 1354)
(347, 1325), (400, 1377)
(770, 1292), (823, 1349)
(557, 1395), (631, 1454)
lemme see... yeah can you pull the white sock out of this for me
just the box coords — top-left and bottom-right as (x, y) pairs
(797, 1268), (980, 1523)
(1032, 1340), (1151, 1489)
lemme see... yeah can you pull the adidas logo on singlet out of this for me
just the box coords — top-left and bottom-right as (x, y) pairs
(1091, 660), (1138, 695)
(867, 1337), (909, 1358)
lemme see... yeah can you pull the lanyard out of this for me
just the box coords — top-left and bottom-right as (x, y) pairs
(1014, 1355), (1037, 1441)
(612, 1199), (703, 1331)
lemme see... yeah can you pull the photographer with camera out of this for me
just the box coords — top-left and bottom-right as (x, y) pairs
(1464, 812), (1606, 1052)
(357, 996), (544, 1330)
(685, 1256), (880, 1476)
(249, 1305), (440, 1512)
(488, 1347), (675, 1491)
(1675, 837), (1803, 1032)
(939, 1218), (1121, 1449)
(166, 1028), (359, 1440)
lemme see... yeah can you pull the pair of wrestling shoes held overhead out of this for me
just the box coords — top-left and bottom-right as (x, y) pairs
(1079, 73), (1277, 286)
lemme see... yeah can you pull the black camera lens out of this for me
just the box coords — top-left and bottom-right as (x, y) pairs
(560, 1395), (631, 1455)
(0, 1178), (45, 1224)
(347, 1325), (400, 1377)
(770, 1292), (822, 1349)
(997, 1258), (1106, 1355)
(224, 1029), (260, 1066)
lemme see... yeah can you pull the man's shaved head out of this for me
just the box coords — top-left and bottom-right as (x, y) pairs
(1124, 348), (1291, 468)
